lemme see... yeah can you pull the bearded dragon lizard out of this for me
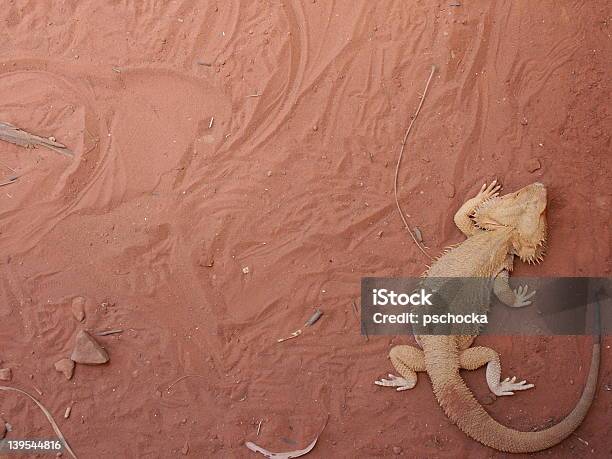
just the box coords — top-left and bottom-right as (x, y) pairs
(375, 181), (600, 453)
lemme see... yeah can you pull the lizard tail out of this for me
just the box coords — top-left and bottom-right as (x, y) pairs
(428, 300), (601, 453)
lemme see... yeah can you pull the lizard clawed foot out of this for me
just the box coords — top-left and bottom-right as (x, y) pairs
(513, 285), (536, 307)
(374, 373), (416, 391)
(493, 376), (535, 396)
(475, 179), (502, 201)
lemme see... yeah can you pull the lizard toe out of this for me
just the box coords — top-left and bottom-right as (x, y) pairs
(374, 374), (415, 390)
(494, 377), (535, 396)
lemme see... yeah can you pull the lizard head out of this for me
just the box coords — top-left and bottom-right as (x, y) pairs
(472, 182), (547, 264)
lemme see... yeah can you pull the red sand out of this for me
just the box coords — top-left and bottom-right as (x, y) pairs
(0, 1), (610, 457)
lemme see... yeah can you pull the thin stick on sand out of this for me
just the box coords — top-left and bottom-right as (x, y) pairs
(393, 65), (437, 261)
(0, 176), (19, 187)
(165, 374), (206, 392)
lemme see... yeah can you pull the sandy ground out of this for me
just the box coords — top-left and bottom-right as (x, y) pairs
(0, 1), (610, 458)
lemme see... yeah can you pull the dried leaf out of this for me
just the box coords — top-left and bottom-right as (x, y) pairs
(0, 121), (73, 157)
(245, 416), (328, 459)
(245, 438), (318, 459)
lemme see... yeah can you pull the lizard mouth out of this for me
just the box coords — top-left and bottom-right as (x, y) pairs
(513, 215), (547, 264)
(516, 238), (547, 264)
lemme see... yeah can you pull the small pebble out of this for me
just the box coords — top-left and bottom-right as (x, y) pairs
(71, 330), (109, 365)
(526, 158), (541, 173)
(71, 296), (86, 322)
(442, 182), (456, 198)
(481, 394), (496, 405)
(198, 256), (214, 268)
(0, 368), (12, 381)
(413, 227), (423, 242)
(54, 358), (75, 380)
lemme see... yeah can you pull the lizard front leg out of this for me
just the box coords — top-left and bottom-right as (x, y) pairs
(375, 345), (425, 391)
(494, 270), (536, 307)
(454, 180), (502, 237)
(459, 346), (534, 396)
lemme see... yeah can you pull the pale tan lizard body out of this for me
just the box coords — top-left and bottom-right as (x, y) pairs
(376, 181), (600, 453)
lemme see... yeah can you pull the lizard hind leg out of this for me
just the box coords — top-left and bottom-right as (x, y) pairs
(375, 345), (425, 391)
(459, 346), (535, 396)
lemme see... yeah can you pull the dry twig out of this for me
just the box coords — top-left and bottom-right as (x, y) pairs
(393, 66), (436, 260)
(277, 310), (323, 343)
(95, 329), (124, 336)
(0, 176), (19, 187)
(165, 374), (206, 392)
